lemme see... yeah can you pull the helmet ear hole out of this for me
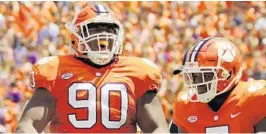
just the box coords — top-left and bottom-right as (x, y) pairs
(227, 71), (232, 80)
(226, 67), (235, 80)
(220, 70), (230, 79)
(71, 40), (75, 45)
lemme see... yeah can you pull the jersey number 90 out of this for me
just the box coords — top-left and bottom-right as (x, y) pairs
(68, 83), (128, 129)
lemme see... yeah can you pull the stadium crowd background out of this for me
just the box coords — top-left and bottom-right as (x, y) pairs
(0, 1), (265, 132)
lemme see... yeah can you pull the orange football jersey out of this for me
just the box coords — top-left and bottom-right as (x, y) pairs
(30, 55), (161, 133)
(172, 80), (266, 133)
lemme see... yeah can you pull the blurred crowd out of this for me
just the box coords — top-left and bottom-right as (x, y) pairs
(0, 1), (265, 132)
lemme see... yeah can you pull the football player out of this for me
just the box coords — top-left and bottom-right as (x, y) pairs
(170, 37), (266, 133)
(16, 4), (169, 133)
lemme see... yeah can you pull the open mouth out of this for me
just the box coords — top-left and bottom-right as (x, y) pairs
(99, 40), (109, 50)
(100, 44), (106, 50)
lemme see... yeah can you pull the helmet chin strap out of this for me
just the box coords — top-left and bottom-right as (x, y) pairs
(76, 54), (116, 69)
(87, 53), (114, 65)
(198, 81), (217, 103)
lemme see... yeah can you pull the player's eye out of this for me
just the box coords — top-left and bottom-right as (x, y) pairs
(107, 28), (115, 33)
(204, 73), (214, 81)
(88, 28), (98, 33)
(191, 73), (203, 83)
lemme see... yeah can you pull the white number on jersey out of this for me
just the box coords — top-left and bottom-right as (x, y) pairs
(206, 125), (229, 133)
(68, 83), (128, 129)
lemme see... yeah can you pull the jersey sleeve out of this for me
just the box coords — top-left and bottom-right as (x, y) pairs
(29, 56), (59, 94)
(135, 58), (162, 100)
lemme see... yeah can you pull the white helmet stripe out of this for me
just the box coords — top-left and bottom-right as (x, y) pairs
(190, 40), (205, 62)
(95, 4), (108, 13)
(98, 5), (107, 12)
(190, 37), (212, 62)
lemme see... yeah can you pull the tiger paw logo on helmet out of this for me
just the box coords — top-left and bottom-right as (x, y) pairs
(217, 42), (237, 62)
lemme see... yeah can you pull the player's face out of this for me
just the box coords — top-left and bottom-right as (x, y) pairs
(186, 72), (214, 94)
(79, 23), (118, 53)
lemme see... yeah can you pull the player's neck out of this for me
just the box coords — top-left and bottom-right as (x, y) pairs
(207, 85), (236, 112)
(75, 56), (116, 69)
